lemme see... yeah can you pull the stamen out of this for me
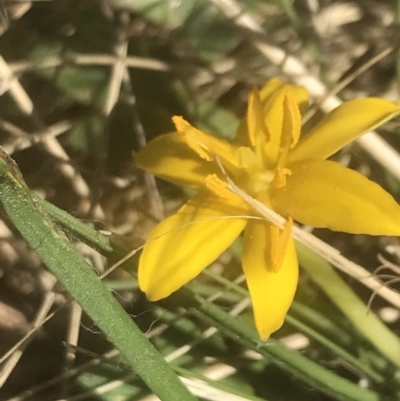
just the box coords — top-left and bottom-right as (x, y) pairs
(272, 92), (302, 179)
(272, 167), (292, 188)
(269, 217), (293, 272)
(173, 116), (213, 161)
(247, 88), (270, 148)
(204, 174), (242, 202)
(172, 116), (239, 170)
(282, 93), (301, 149)
(172, 116), (222, 161)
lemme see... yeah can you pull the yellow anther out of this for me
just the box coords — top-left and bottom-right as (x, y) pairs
(204, 174), (239, 201)
(272, 92), (302, 174)
(247, 88), (270, 148)
(269, 217), (293, 273)
(272, 167), (292, 189)
(173, 116), (213, 161)
(172, 116), (239, 168)
(282, 93), (301, 149)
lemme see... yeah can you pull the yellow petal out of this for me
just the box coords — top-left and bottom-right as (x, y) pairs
(257, 78), (284, 101)
(242, 220), (298, 340)
(134, 132), (219, 189)
(259, 78), (309, 115)
(139, 192), (248, 301)
(234, 79), (308, 166)
(271, 160), (400, 235)
(289, 98), (400, 163)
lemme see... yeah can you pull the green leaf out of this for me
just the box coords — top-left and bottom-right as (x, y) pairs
(173, 287), (381, 401)
(0, 147), (197, 401)
(35, 195), (112, 255)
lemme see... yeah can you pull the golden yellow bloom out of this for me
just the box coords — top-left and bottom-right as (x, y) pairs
(135, 78), (400, 340)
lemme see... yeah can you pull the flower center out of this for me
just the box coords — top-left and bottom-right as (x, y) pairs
(233, 91), (302, 197)
(235, 146), (275, 197)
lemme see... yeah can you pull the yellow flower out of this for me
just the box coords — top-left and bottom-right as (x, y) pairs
(135, 78), (400, 340)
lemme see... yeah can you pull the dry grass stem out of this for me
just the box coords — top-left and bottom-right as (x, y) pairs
(0, 292), (55, 388)
(10, 54), (172, 75)
(0, 56), (91, 200)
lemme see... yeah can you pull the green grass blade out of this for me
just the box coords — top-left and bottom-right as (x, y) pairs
(297, 242), (400, 369)
(35, 195), (113, 255)
(0, 148), (197, 401)
(201, 270), (385, 383)
(174, 288), (380, 401)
